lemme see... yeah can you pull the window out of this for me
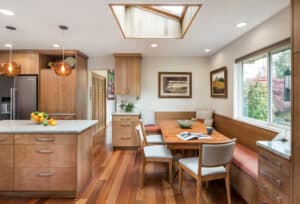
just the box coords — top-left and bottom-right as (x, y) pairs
(237, 44), (291, 129)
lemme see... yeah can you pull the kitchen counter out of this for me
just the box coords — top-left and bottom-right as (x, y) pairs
(256, 132), (291, 160)
(0, 120), (98, 134)
(112, 111), (140, 116)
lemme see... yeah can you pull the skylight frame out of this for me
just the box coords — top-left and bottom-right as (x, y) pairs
(109, 4), (202, 39)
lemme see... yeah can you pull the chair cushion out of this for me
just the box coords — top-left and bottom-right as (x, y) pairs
(143, 145), (172, 159)
(146, 134), (164, 144)
(144, 124), (161, 134)
(179, 157), (226, 176)
(232, 143), (258, 180)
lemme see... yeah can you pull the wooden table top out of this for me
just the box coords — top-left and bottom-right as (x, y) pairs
(159, 120), (230, 145)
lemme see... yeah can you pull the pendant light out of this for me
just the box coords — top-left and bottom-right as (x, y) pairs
(2, 26), (21, 77)
(52, 25), (72, 77)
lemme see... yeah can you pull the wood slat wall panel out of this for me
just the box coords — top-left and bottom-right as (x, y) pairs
(155, 111), (196, 123)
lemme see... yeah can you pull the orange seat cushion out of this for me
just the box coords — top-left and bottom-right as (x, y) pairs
(232, 143), (258, 181)
(144, 124), (161, 134)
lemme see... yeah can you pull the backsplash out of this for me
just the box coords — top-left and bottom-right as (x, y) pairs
(116, 95), (141, 113)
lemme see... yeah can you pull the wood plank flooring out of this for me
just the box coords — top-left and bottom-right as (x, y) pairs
(0, 127), (246, 204)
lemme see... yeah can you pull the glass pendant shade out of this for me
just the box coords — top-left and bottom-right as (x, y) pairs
(53, 61), (72, 76)
(2, 62), (21, 77)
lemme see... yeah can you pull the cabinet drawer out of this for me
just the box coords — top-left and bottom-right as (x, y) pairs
(258, 183), (289, 204)
(0, 145), (13, 167)
(112, 122), (138, 147)
(15, 134), (76, 145)
(15, 167), (76, 191)
(0, 134), (14, 145)
(0, 167), (14, 191)
(112, 115), (139, 122)
(15, 145), (76, 168)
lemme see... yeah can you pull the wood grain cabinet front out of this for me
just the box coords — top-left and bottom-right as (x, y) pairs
(0, 134), (14, 191)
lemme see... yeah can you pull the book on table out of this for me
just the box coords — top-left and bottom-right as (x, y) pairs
(177, 132), (211, 141)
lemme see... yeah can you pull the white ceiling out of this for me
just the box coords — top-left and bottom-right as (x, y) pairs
(0, 0), (290, 57)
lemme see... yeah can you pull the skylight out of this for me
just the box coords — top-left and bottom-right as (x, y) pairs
(110, 4), (201, 39)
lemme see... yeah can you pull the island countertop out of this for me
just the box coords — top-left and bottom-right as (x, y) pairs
(0, 120), (98, 134)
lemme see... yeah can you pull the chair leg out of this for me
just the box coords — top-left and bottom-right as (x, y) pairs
(225, 174), (231, 204)
(169, 160), (173, 184)
(140, 157), (145, 188)
(196, 180), (202, 204)
(205, 181), (209, 189)
(178, 166), (182, 192)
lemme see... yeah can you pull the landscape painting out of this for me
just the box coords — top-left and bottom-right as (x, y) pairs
(158, 72), (192, 98)
(210, 67), (227, 98)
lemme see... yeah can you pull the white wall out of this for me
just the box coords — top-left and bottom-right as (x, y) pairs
(141, 56), (211, 123)
(208, 7), (291, 118)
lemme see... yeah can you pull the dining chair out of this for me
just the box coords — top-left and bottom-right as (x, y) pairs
(178, 139), (236, 204)
(135, 124), (173, 188)
(140, 119), (164, 145)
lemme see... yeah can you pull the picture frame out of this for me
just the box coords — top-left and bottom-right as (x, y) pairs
(210, 67), (228, 98)
(158, 72), (192, 98)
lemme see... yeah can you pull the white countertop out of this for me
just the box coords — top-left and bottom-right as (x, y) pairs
(112, 111), (141, 116)
(257, 139), (291, 160)
(0, 120), (98, 134)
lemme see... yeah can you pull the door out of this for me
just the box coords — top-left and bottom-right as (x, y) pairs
(0, 76), (13, 120)
(14, 75), (38, 119)
(91, 73), (106, 131)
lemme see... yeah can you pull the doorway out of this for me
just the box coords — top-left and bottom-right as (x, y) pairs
(91, 72), (106, 132)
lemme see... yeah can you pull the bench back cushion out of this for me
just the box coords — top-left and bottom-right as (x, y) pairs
(213, 113), (277, 152)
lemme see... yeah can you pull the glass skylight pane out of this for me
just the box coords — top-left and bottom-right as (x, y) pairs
(153, 6), (184, 17)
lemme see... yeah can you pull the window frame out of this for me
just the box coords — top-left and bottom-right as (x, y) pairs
(236, 43), (291, 131)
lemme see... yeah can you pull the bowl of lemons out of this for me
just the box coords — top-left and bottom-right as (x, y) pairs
(31, 112), (57, 126)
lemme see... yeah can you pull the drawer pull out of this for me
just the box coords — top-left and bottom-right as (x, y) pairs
(269, 192), (281, 204)
(36, 149), (54, 154)
(121, 137), (130, 140)
(120, 124), (130, 127)
(261, 170), (281, 186)
(259, 183), (268, 191)
(0, 137), (8, 142)
(260, 154), (281, 169)
(35, 137), (55, 142)
(38, 172), (54, 177)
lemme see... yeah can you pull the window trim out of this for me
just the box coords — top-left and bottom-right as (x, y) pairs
(235, 42), (291, 131)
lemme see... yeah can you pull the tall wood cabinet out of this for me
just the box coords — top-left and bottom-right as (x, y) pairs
(114, 53), (141, 95)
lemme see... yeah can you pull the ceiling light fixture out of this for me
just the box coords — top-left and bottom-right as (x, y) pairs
(52, 25), (72, 77)
(236, 22), (248, 28)
(204, 49), (211, 53)
(52, 44), (60, 48)
(0, 9), (15, 16)
(0, 26), (21, 77)
(151, 43), (158, 48)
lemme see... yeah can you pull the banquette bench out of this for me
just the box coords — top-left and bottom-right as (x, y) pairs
(144, 111), (278, 204)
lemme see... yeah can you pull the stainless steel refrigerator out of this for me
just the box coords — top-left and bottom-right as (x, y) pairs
(0, 75), (38, 120)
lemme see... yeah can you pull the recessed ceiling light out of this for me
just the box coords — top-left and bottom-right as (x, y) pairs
(151, 43), (158, 48)
(0, 9), (15, 16)
(204, 49), (211, 53)
(236, 22), (248, 28)
(52, 44), (60, 48)
(4, 43), (12, 48)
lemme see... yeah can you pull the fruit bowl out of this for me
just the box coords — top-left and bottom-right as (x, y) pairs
(177, 120), (193, 129)
(30, 112), (57, 126)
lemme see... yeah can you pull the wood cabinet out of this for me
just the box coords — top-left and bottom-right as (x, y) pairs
(258, 147), (291, 204)
(112, 115), (140, 148)
(294, 1), (300, 53)
(114, 54), (141, 95)
(0, 53), (39, 75)
(0, 134), (14, 191)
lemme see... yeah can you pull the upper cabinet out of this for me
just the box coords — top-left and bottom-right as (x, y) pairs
(0, 52), (39, 74)
(114, 53), (141, 96)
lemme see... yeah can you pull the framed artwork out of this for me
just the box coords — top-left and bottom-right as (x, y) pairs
(107, 69), (115, 100)
(210, 67), (227, 98)
(158, 72), (192, 98)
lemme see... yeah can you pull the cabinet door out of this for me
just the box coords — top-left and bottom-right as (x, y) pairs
(0, 134), (14, 190)
(39, 69), (59, 113)
(115, 57), (128, 94)
(294, 1), (300, 53)
(0, 53), (39, 75)
(58, 70), (76, 114)
(127, 56), (141, 95)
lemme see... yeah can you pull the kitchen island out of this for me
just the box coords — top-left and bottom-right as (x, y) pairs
(0, 120), (97, 197)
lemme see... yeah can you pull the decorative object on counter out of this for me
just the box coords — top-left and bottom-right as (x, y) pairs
(107, 69), (115, 100)
(177, 120), (193, 129)
(210, 67), (228, 98)
(120, 102), (134, 112)
(31, 111), (57, 126)
(52, 25), (72, 77)
(206, 127), (213, 135)
(158, 72), (192, 98)
(1, 26), (21, 77)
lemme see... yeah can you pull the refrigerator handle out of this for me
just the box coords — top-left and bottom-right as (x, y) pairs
(13, 88), (17, 120)
(10, 88), (13, 120)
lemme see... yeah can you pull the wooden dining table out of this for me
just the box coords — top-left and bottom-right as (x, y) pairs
(159, 120), (231, 150)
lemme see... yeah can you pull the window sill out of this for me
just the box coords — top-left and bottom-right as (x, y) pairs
(234, 117), (290, 133)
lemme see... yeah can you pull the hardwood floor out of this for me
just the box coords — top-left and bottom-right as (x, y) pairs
(0, 126), (246, 204)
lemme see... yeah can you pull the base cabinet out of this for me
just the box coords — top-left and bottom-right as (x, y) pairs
(112, 115), (140, 148)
